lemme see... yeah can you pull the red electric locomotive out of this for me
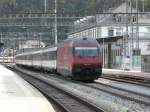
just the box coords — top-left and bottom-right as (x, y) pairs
(15, 37), (102, 81)
(57, 37), (102, 81)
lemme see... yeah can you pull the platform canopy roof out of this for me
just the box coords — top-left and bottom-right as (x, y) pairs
(96, 35), (123, 43)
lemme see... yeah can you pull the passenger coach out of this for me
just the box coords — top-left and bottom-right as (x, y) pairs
(15, 37), (102, 81)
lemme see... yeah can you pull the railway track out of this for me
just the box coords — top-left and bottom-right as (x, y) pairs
(6, 65), (150, 111)
(40, 70), (150, 106)
(9, 66), (105, 112)
(80, 81), (150, 106)
(101, 76), (150, 88)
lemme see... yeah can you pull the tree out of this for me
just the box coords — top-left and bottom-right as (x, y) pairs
(145, 0), (150, 10)
(130, 0), (150, 11)
(0, 0), (16, 4)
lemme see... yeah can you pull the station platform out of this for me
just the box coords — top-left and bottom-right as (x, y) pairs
(0, 64), (55, 112)
(102, 69), (150, 81)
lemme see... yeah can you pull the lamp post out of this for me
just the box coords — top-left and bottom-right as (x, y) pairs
(38, 33), (42, 48)
(0, 32), (2, 43)
(142, 0), (145, 13)
(44, 0), (47, 13)
(54, 0), (58, 45)
(103, 38), (105, 68)
(22, 27), (28, 42)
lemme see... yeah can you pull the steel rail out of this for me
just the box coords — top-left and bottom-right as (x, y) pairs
(101, 76), (150, 88)
(80, 81), (150, 106)
(8, 66), (105, 112)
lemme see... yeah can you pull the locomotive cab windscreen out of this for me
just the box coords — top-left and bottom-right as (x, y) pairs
(74, 47), (99, 57)
(73, 38), (100, 57)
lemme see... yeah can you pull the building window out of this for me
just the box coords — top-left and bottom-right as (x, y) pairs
(133, 16), (136, 22)
(133, 49), (141, 56)
(116, 28), (122, 36)
(108, 28), (114, 36)
(113, 14), (122, 23)
(117, 16), (121, 22)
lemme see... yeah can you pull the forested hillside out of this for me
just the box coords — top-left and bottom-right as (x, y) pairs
(0, 0), (149, 16)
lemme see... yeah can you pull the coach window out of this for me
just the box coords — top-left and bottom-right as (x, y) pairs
(30, 55), (33, 60)
(52, 51), (55, 60)
(52, 51), (54, 59)
(32, 55), (34, 60)
(29, 55), (31, 60)
(21, 56), (23, 60)
(54, 51), (56, 60)
(27, 56), (29, 60)
(49, 52), (53, 60)
(37, 54), (39, 60)
(46, 52), (49, 60)
(34, 54), (37, 60)
(24, 56), (26, 60)
(48, 52), (52, 60)
(43, 52), (45, 60)
(49, 51), (55, 60)
(43, 52), (46, 60)
(35, 54), (37, 60)
(48, 51), (52, 60)
(28, 55), (29, 60)
(26, 55), (29, 60)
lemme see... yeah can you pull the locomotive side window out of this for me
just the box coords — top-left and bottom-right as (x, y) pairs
(53, 51), (57, 60)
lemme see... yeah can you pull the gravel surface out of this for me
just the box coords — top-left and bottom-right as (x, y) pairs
(15, 66), (150, 112)
(97, 78), (150, 97)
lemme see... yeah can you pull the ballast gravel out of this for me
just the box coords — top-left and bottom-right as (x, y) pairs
(15, 67), (150, 112)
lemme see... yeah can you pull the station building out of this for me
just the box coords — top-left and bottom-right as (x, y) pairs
(68, 3), (150, 71)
